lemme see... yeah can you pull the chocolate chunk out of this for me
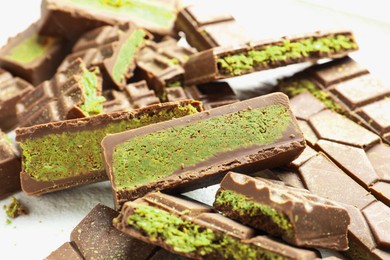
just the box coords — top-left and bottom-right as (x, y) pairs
(101, 93), (305, 208)
(367, 143), (390, 182)
(175, 5), (252, 51)
(114, 192), (317, 259)
(370, 182), (390, 207)
(16, 100), (202, 195)
(0, 131), (21, 199)
(0, 23), (68, 85)
(44, 242), (83, 260)
(296, 120), (318, 147)
(288, 146), (317, 169)
(39, 0), (179, 39)
(214, 172), (350, 250)
(362, 201), (390, 249)
(358, 98), (390, 135)
(289, 91), (326, 121)
(184, 30), (358, 85)
(271, 168), (306, 189)
(0, 69), (33, 131)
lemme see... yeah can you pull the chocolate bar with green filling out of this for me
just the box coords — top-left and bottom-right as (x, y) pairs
(0, 23), (68, 85)
(114, 192), (318, 259)
(101, 92), (305, 209)
(38, 0), (180, 39)
(16, 100), (202, 195)
(278, 56), (390, 144)
(0, 131), (21, 200)
(16, 58), (106, 128)
(184, 30), (358, 85)
(214, 172), (350, 251)
(174, 4), (252, 51)
(58, 24), (149, 90)
(0, 69), (34, 131)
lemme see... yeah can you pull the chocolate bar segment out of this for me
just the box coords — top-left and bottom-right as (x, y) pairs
(214, 172), (350, 250)
(114, 192), (318, 259)
(175, 5), (252, 51)
(39, 0), (179, 39)
(0, 131), (21, 199)
(44, 242), (83, 260)
(0, 23), (68, 85)
(184, 30), (358, 85)
(102, 93), (305, 208)
(16, 100), (202, 195)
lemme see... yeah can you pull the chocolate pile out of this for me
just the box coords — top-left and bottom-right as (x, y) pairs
(0, 0), (389, 259)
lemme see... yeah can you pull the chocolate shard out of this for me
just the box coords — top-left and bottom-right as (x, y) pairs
(362, 201), (390, 249)
(114, 192), (318, 259)
(38, 0), (179, 39)
(15, 100), (202, 195)
(0, 23), (69, 85)
(174, 4), (252, 51)
(0, 131), (21, 200)
(101, 93), (305, 209)
(16, 58), (105, 128)
(214, 172), (350, 250)
(184, 30), (358, 85)
(44, 242), (83, 260)
(0, 69), (34, 131)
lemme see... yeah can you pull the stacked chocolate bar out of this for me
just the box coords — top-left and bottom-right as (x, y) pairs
(1, 0), (389, 259)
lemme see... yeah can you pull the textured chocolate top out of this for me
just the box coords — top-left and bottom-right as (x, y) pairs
(44, 242), (83, 260)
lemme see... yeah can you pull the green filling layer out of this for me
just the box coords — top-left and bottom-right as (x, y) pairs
(20, 104), (200, 182)
(64, 0), (176, 28)
(112, 104), (291, 190)
(79, 68), (106, 116)
(214, 190), (293, 236)
(217, 35), (357, 76)
(126, 205), (285, 259)
(6, 34), (55, 64)
(279, 79), (344, 114)
(4, 197), (26, 219)
(112, 29), (145, 85)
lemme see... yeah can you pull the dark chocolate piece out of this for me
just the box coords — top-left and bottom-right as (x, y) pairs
(184, 30), (358, 85)
(174, 5), (252, 51)
(102, 93), (305, 208)
(16, 58), (105, 128)
(214, 172), (350, 250)
(0, 131), (21, 199)
(39, 0), (179, 39)
(114, 192), (318, 259)
(44, 242), (83, 260)
(16, 100), (202, 195)
(0, 69), (34, 131)
(0, 23), (68, 85)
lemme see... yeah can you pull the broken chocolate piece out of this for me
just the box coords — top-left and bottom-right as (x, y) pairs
(44, 242), (83, 260)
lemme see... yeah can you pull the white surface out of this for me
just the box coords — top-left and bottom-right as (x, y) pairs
(0, 1), (389, 259)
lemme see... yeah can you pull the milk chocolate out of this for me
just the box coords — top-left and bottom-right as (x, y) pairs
(102, 93), (305, 209)
(175, 5), (252, 51)
(184, 30), (358, 85)
(114, 192), (318, 259)
(44, 242), (83, 260)
(0, 131), (21, 199)
(16, 100), (202, 195)
(0, 23), (68, 85)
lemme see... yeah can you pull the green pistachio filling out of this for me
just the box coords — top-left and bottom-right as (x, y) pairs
(4, 197), (27, 219)
(112, 104), (292, 190)
(19, 104), (200, 182)
(278, 78), (345, 114)
(6, 34), (55, 64)
(79, 68), (106, 116)
(217, 35), (357, 76)
(214, 190), (293, 237)
(112, 29), (145, 85)
(126, 205), (286, 259)
(63, 0), (176, 28)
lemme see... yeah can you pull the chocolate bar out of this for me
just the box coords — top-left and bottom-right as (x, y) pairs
(59, 25), (149, 89)
(184, 30), (358, 85)
(135, 37), (196, 99)
(102, 93), (305, 208)
(279, 56), (390, 144)
(0, 131), (21, 200)
(45, 204), (158, 260)
(16, 58), (105, 128)
(39, 0), (179, 39)
(0, 69), (34, 131)
(214, 172), (350, 250)
(16, 100), (202, 195)
(0, 23), (68, 85)
(175, 5), (252, 51)
(114, 192), (318, 259)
